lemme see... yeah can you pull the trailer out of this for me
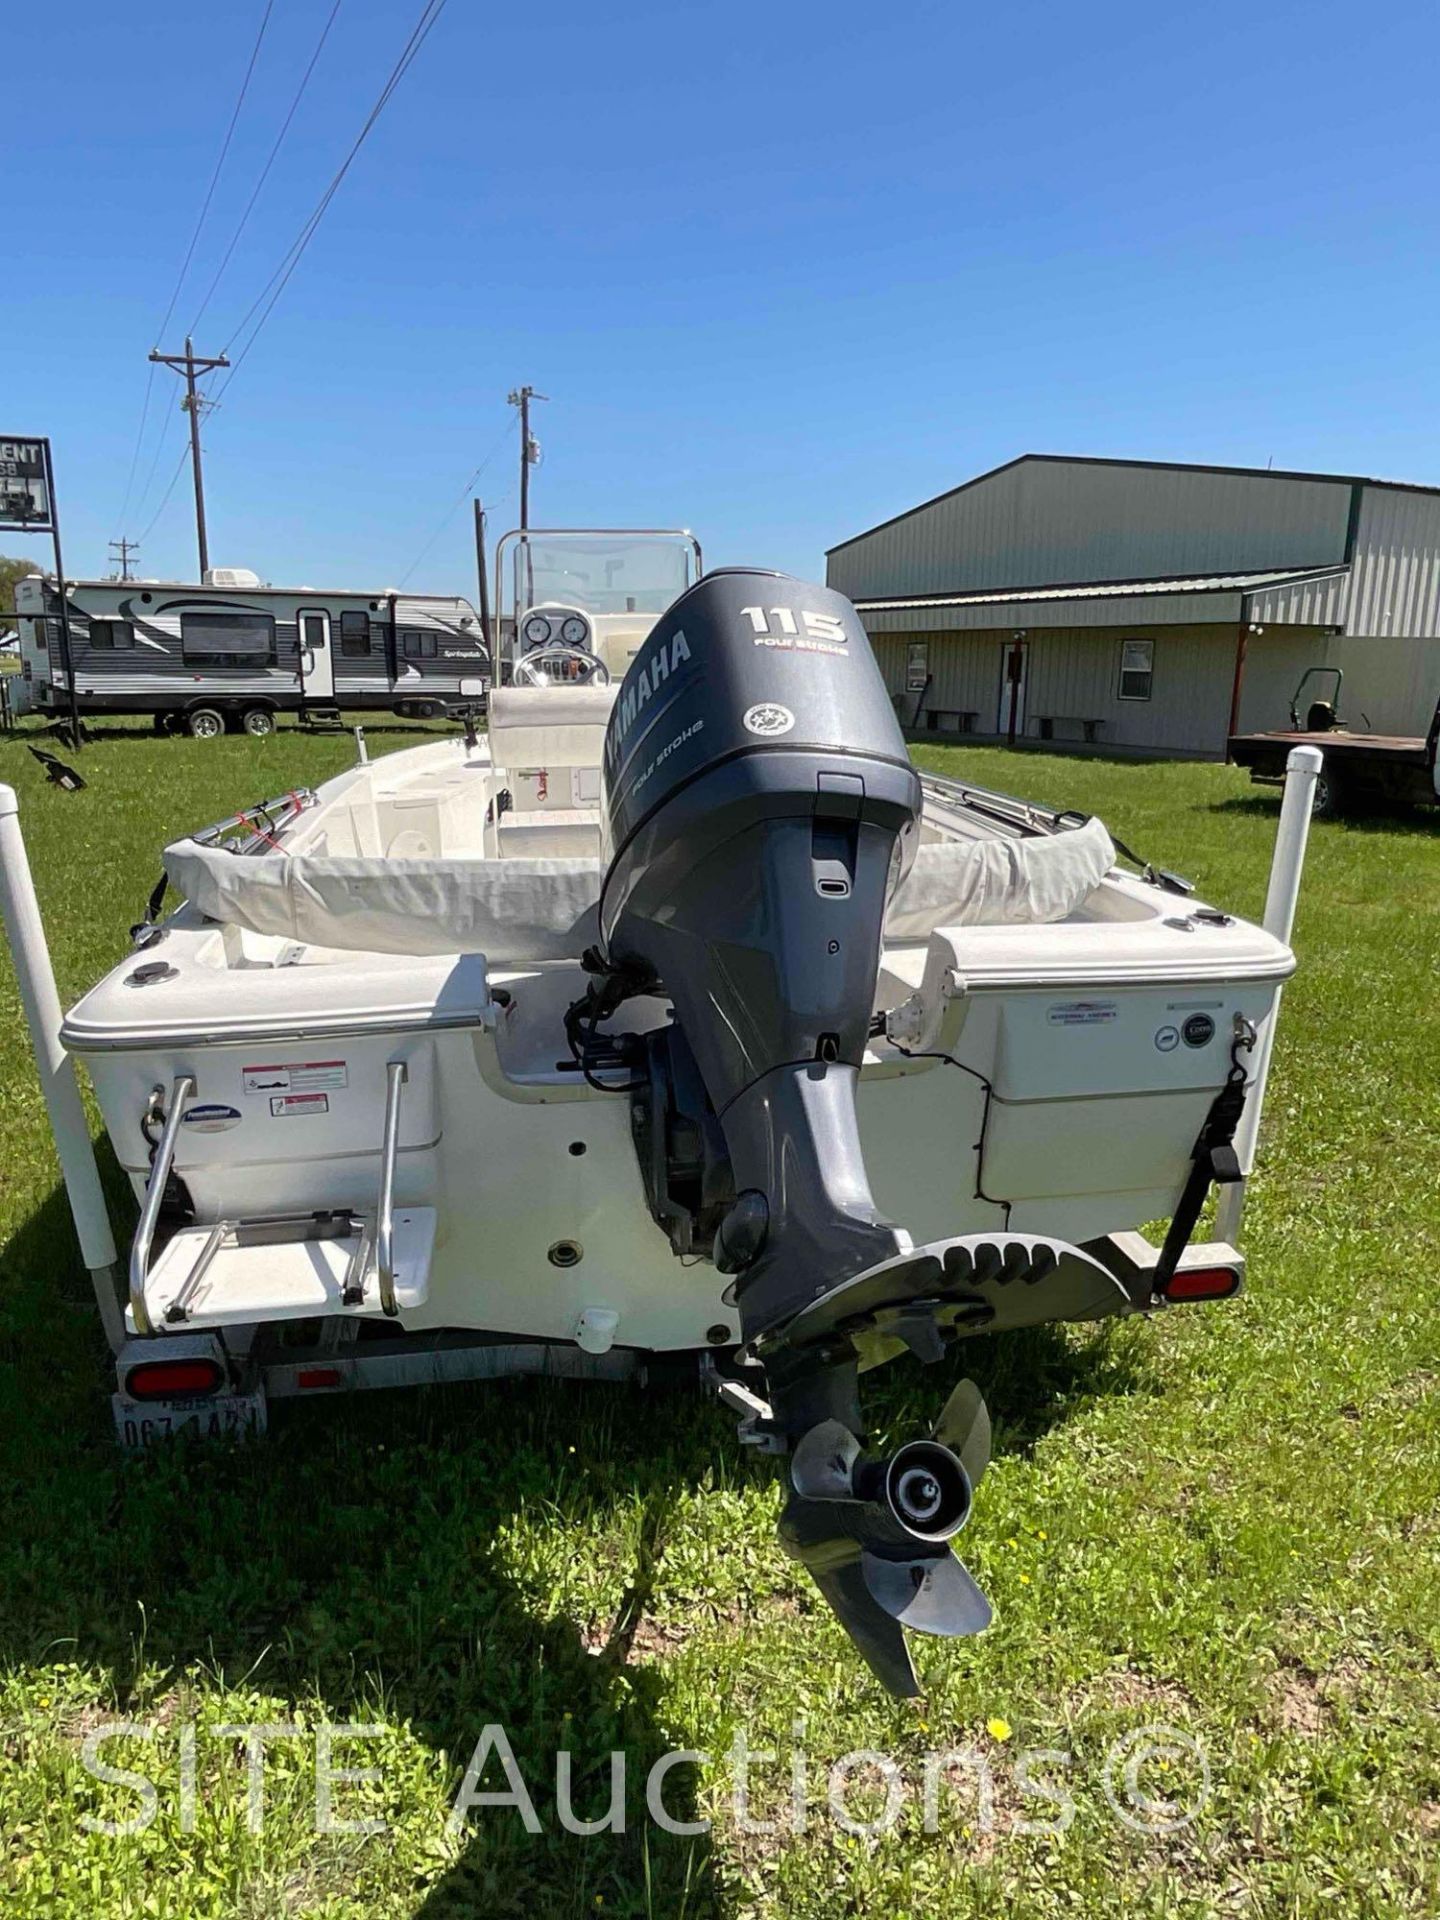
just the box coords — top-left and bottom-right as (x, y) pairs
(1229, 669), (1440, 817)
(12, 570), (489, 737)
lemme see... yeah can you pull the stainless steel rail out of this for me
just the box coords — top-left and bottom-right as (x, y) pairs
(376, 1060), (408, 1318)
(191, 788), (318, 852)
(129, 1072), (195, 1337)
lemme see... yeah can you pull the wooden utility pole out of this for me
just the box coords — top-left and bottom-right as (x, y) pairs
(150, 337), (230, 578)
(507, 386), (547, 528)
(108, 537), (139, 581)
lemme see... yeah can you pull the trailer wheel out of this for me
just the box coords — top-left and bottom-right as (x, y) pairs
(187, 707), (225, 740)
(241, 707), (276, 738)
(1311, 770), (1344, 819)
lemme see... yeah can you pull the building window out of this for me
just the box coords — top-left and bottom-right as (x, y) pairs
(905, 640), (929, 691)
(180, 610), (276, 667)
(401, 629), (437, 659)
(339, 610), (372, 657)
(88, 618), (134, 650)
(1118, 638), (1154, 702)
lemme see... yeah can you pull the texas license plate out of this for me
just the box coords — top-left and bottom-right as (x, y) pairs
(112, 1390), (267, 1451)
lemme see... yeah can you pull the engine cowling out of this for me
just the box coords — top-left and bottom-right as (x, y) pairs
(598, 568), (920, 1342)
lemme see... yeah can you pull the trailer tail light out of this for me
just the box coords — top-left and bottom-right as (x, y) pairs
(296, 1367), (344, 1391)
(125, 1357), (226, 1400)
(1159, 1265), (1241, 1303)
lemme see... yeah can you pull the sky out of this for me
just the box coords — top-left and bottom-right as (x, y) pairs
(7, 0), (1440, 600)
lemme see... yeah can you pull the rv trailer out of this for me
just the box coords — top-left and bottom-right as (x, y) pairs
(12, 571), (489, 737)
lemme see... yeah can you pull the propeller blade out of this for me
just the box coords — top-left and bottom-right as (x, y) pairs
(932, 1377), (990, 1487)
(790, 1419), (861, 1499)
(812, 1561), (920, 1697)
(862, 1547), (993, 1638)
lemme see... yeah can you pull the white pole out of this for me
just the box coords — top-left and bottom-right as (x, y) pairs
(1215, 743), (1323, 1244)
(0, 784), (125, 1350)
(354, 725), (369, 765)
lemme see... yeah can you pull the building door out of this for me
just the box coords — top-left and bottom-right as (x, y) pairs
(298, 609), (334, 702)
(996, 638), (1029, 741)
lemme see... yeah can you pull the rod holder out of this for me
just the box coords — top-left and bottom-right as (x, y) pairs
(1215, 743), (1322, 1244)
(0, 784), (124, 1351)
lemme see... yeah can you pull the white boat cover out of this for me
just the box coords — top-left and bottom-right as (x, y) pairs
(884, 815), (1116, 938)
(164, 815), (1115, 960)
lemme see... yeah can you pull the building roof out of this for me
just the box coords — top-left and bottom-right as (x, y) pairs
(852, 564), (1350, 614)
(827, 453), (1440, 557)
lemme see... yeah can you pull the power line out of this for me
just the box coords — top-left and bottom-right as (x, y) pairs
(108, 538), (140, 581)
(139, 440), (195, 546)
(212, 0), (451, 397)
(189, 0), (346, 337)
(115, 362), (158, 536)
(159, 0), (277, 348)
(397, 418), (514, 587)
(131, 405), (186, 531)
(115, 0), (275, 538)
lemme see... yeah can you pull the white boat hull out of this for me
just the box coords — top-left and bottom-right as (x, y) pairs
(65, 741), (1291, 1355)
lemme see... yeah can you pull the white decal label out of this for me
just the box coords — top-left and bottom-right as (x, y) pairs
(1046, 1000), (1118, 1027)
(181, 1103), (242, 1133)
(269, 1092), (330, 1118)
(743, 702), (795, 737)
(244, 1060), (347, 1095)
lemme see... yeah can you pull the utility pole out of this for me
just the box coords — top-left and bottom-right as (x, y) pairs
(150, 336), (229, 579)
(473, 498), (494, 657)
(507, 386), (547, 529)
(108, 537), (139, 581)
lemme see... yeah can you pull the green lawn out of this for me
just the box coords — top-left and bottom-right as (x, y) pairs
(1, 716), (1437, 1917)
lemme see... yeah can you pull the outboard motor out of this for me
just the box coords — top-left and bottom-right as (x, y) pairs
(575, 569), (1008, 1693)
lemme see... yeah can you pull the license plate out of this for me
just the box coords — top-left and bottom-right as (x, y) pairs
(112, 1390), (267, 1451)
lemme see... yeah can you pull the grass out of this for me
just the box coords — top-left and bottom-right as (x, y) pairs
(0, 714), (1437, 1917)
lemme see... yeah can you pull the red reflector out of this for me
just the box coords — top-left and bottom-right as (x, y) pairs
(296, 1367), (343, 1391)
(125, 1358), (224, 1400)
(1162, 1266), (1240, 1302)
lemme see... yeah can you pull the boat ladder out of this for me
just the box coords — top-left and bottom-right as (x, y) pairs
(127, 1061), (434, 1336)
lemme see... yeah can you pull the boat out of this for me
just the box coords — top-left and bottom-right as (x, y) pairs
(32, 526), (1308, 1694)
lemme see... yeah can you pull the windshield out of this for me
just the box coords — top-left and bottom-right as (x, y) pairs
(498, 531), (700, 620)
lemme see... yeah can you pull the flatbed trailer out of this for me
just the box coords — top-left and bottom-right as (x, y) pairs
(1229, 700), (1439, 818)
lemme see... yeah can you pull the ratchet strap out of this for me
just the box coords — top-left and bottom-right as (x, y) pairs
(129, 872), (169, 947)
(1152, 1018), (1257, 1294)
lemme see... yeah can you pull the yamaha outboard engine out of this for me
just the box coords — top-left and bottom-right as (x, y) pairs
(576, 569), (1000, 1694)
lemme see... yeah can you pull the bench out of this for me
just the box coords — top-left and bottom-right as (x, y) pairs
(1032, 714), (1105, 745)
(923, 708), (979, 735)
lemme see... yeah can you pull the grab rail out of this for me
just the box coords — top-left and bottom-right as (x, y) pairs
(130, 1072), (195, 1336)
(190, 788), (318, 853)
(376, 1060), (408, 1318)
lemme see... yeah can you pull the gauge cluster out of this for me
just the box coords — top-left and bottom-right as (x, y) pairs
(519, 604), (593, 653)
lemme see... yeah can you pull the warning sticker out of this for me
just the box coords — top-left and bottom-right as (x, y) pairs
(244, 1060), (347, 1096)
(269, 1092), (330, 1118)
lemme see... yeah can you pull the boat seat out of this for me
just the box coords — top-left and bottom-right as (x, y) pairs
(488, 684), (616, 773)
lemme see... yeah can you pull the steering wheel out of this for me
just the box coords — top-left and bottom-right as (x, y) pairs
(513, 645), (611, 688)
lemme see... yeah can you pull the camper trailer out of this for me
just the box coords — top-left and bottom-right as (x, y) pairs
(13, 571), (489, 737)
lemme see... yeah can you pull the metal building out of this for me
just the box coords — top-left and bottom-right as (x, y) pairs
(826, 455), (1440, 756)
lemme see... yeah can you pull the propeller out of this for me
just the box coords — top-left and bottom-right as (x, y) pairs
(778, 1376), (993, 1696)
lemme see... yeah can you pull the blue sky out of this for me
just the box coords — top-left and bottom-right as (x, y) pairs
(8, 0), (1440, 598)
